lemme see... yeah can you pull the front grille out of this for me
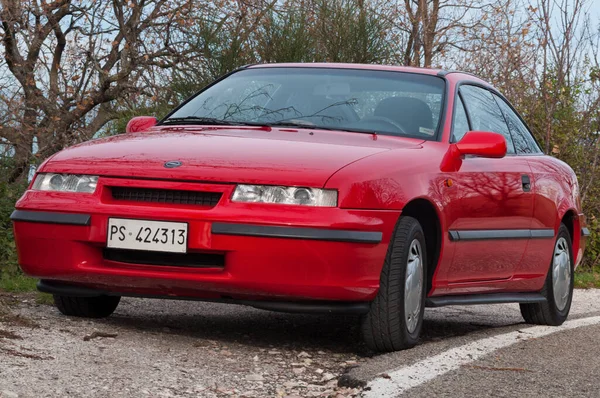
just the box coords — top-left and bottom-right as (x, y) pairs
(103, 249), (225, 268)
(111, 187), (222, 207)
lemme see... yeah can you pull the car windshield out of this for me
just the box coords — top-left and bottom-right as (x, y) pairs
(164, 67), (446, 139)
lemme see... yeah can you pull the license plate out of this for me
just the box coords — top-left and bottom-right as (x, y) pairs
(107, 218), (188, 253)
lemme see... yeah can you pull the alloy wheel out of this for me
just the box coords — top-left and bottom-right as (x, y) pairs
(404, 239), (424, 334)
(552, 237), (571, 312)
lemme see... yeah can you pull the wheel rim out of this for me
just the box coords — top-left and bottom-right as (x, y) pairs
(552, 237), (571, 312)
(404, 239), (424, 334)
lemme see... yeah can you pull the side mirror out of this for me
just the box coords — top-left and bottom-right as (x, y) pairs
(455, 131), (507, 158)
(126, 116), (157, 133)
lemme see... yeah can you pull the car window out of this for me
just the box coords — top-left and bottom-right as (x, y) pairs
(494, 95), (542, 154)
(451, 95), (470, 142)
(459, 85), (515, 154)
(166, 68), (446, 139)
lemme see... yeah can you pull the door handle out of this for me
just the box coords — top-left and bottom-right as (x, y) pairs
(521, 175), (531, 192)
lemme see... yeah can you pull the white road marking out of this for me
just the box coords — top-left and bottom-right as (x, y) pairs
(365, 315), (600, 397)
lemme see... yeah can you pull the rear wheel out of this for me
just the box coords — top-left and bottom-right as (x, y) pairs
(362, 216), (427, 352)
(53, 295), (121, 318)
(520, 223), (573, 325)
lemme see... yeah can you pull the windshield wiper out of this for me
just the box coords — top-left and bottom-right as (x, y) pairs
(161, 116), (242, 126)
(261, 120), (377, 135)
(262, 120), (317, 128)
(161, 117), (377, 136)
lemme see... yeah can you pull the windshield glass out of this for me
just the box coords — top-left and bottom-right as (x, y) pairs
(165, 67), (446, 139)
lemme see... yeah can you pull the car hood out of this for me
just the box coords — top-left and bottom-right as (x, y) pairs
(43, 126), (423, 187)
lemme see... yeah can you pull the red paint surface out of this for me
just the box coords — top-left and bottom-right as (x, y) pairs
(455, 131), (507, 159)
(12, 65), (585, 302)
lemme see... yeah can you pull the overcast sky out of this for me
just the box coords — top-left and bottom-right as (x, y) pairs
(590, 0), (600, 24)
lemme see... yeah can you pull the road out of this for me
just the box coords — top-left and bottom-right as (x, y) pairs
(1, 289), (599, 398)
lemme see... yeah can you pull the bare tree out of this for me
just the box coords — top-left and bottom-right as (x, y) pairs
(449, 0), (538, 102)
(0, 0), (196, 182)
(388, 0), (496, 67)
(533, 0), (590, 152)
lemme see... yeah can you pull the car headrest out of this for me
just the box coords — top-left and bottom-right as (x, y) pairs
(374, 97), (434, 135)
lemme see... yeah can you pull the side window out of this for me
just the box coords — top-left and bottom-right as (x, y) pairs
(494, 96), (542, 154)
(459, 85), (515, 154)
(452, 96), (470, 142)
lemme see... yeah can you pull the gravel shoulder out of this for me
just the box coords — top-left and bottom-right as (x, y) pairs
(0, 295), (364, 398)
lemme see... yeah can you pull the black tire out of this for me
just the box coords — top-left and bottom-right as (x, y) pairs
(53, 295), (121, 318)
(361, 216), (427, 352)
(520, 223), (573, 326)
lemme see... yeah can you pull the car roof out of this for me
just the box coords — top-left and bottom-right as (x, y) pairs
(247, 63), (490, 85)
(248, 62), (443, 75)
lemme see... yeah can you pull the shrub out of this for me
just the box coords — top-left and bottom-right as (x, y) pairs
(0, 180), (25, 280)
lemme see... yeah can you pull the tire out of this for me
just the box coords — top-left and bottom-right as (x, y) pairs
(53, 295), (121, 318)
(520, 223), (574, 326)
(362, 216), (427, 352)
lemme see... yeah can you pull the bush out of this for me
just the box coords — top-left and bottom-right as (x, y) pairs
(0, 180), (25, 281)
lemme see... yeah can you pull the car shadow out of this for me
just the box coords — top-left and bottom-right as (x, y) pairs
(102, 298), (367, 354)
(72, 298), (521, 356)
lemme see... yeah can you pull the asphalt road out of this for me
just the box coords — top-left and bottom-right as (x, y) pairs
(1, 289), (600, 397)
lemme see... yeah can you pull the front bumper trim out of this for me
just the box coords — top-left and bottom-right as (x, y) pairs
(10, 210), (383, 242)
(37, 280), (371, 314)
(10, 210), (91, 226)
(212, 222), (383, 243)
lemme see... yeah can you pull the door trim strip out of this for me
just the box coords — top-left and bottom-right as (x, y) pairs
(449, 229), (554, 241)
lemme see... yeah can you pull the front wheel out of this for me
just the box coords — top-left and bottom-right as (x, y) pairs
(361, 216), (427, 352)
(520, 223), (574, 325)
(53, 295), (121, 318)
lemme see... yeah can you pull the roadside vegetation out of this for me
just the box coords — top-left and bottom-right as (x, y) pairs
(1, 0), (599, 290)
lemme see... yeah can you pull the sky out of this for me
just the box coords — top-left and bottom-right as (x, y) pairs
(590, 0), (600, 25)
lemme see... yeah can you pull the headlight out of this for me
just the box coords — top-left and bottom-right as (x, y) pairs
(32, 173), (98, 193)
(232, 185), (337, 207)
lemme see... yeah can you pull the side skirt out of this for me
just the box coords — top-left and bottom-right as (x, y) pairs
(426, 292), (546, 307)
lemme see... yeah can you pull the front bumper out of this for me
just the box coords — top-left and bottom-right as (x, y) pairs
(12, 177), (398, 302)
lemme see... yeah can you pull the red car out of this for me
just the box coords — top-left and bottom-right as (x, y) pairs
(11, 63), (587, 352)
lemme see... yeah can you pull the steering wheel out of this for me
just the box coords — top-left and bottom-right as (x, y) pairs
(358, 116), (408, 135)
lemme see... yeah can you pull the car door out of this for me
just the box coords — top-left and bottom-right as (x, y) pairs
(494, 96), (556, 281)
(446, 85), (534, 284)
